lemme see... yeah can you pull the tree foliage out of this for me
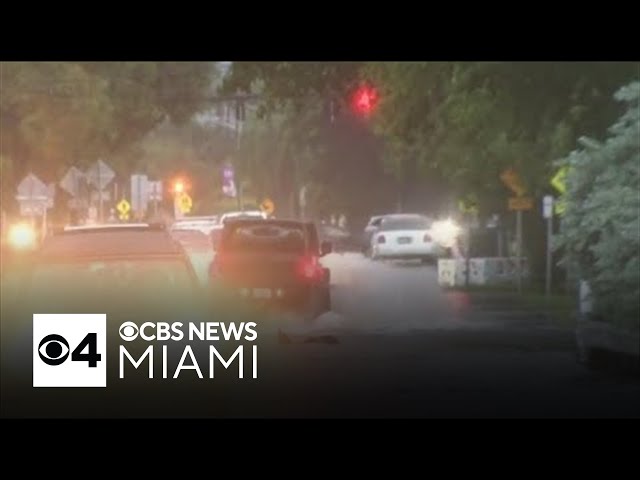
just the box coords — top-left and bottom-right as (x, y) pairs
(555, 81), (640, 331)
(366, 62), (638, 211)
(221, 62), (363, 114)
(221, 63), (393, 220)
(1, 62), (217, 207)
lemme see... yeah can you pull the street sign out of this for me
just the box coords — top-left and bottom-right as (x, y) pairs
(86, 159), (115, 190)
(222, 165), (234, 181)
(542, 195), (553, 219)
(59, 166), (85, 197)
(458, 198), (478, 214)
(551, 166), (569, 194)
(17, 173), (48, 198)
(177, 192), (193, 214)
(222, 180), (237, 198)
(500, 168), (527, 197)
(17, 174), (51, 217)
(508, 196), (534, 211)
(131, 174), (149, 214)
(18, 196), (48, 216)
(221, 164), (237, 198)
(260, 198), (275, 215)
(116, 199), (131, 221)
(148, 181), (162, 201)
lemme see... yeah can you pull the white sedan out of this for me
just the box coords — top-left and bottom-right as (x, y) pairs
(370, 214), (447, 263)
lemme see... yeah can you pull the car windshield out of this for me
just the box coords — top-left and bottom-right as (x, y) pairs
(224, 224), (306, 254)
(379, 216), (432, 231)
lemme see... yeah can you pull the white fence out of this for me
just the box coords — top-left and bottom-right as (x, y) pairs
(438, 257), (530, 287)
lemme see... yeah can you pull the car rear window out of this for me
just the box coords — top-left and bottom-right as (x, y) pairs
(224, 224), (306, 253)
(170, 229), (211, 251)
(380, 216), (432, 231)
(29, 258), (195, 298)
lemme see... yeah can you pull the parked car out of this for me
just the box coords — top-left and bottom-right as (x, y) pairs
(362, 215), (385, 256)
(370, 214), (444, 263)
(210, 218), (332, 320)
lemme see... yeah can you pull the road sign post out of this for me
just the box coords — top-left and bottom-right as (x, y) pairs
(543, 195), (554, 298)
(516, 210), (523, 294)
(86, 160), (115, 223)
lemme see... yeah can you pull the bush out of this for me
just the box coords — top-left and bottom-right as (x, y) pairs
(555, 82), (640, 333)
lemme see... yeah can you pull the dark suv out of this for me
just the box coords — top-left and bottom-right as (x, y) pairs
(209, 219), (332, 320)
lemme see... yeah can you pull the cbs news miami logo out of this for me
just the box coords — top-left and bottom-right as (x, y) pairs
(33, 314), (106, 387)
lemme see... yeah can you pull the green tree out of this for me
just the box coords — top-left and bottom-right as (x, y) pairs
(555, 81), (639, 331)
(1, 62), (217, 209)
(366, 62), (638, 208)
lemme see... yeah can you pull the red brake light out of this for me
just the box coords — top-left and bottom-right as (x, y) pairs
(423, 233), (432, 242)
(297, 255), (323, 282)
(377, 235), (386, 244)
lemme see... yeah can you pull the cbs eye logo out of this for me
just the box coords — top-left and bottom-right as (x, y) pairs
(38, 333), (101, 367)
(33, 314), (107, 388)
(119, 322), (139, 341)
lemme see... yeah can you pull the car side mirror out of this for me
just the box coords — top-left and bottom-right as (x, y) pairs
(320, 241), (332, 256)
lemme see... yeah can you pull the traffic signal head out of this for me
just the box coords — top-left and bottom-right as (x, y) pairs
(173, 179), (185, 194)
(352, 85), (378, 117)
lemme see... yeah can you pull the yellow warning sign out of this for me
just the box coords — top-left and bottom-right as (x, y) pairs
(178, 192), (192, 214)
(260, 198), (275, 215)
(551, 166), (569, 194)
(554, 198), (566, 216)
(458, 198), (478, 214)
(500, 168), (527, 197)
(116, 198), (131, 215)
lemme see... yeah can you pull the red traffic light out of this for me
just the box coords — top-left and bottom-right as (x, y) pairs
(172, 177), (190, 194)
(352, 85), (378, 116)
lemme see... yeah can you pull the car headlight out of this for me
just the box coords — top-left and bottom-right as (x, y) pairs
(430, 218), (461, 248)
(8, 223), (37, 250)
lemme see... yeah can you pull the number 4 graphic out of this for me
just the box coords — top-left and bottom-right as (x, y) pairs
(71, 333), (102, 367)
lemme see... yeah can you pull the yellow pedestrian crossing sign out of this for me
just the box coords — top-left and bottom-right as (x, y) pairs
(117, 199), (131, 221)
(178, 192), (192, 214)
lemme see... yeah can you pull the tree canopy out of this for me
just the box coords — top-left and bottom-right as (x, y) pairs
(555, 81), (639, 331)
(1, 62), (217, 197)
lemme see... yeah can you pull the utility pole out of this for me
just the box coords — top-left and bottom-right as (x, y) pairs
(97, 160), (103, 223)
(235, 96), (245, 211)
(543, 195), (554, 298)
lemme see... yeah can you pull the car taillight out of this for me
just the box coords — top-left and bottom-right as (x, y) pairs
(297, 255), (323, 282)
(377, 235), (386, 244)
(423, 233), (432, 242)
